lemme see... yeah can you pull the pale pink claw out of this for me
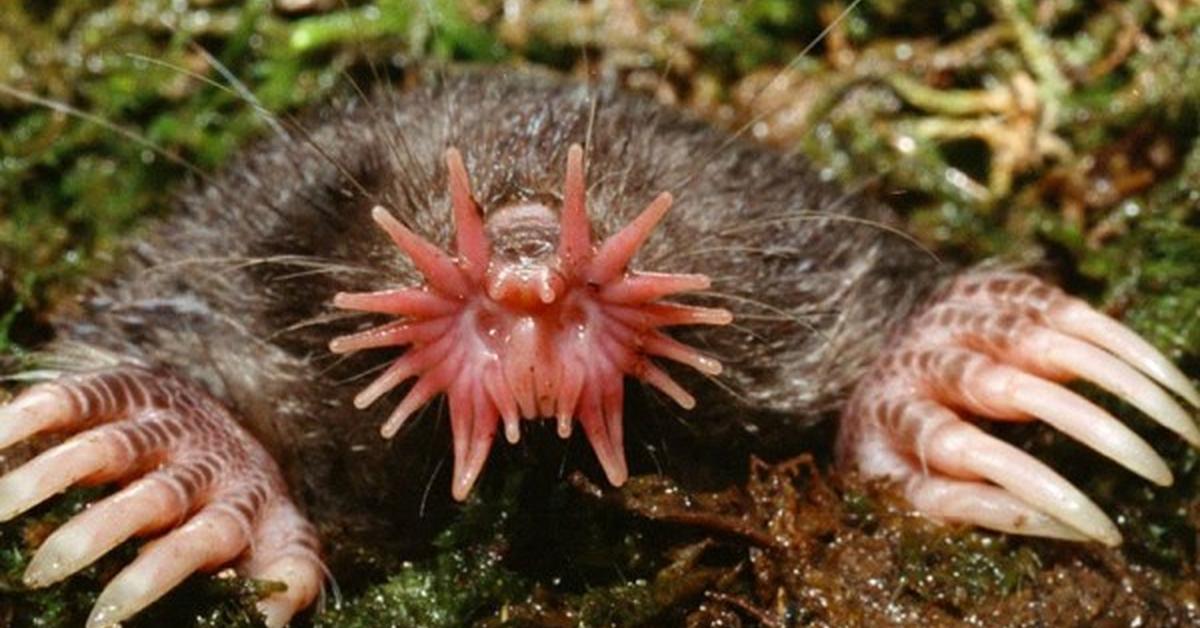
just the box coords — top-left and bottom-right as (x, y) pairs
(332, 143), (731, 498)
(0, 368), (322, 627)
(901, 472), (1091, 542)
(839, 272), (1199, 546)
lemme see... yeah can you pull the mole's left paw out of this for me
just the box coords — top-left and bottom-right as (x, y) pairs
(0, 367), (322, 627)
(838, 272), (1200, 545)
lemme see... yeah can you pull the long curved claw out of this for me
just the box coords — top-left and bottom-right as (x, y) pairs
(0, 367), (323, 627)
(240, 500), (324, 628)
(0, 386), (77, 450)
(1014, 326), (1200, 447)
(251, 553), (325, 628)
(929, 351), (1172, 486)
(23, 462), (200, 587)
(0, 434), (129, 521)
(86, 508), (251, 628)
(840, 271), (1197, 545)
(920, 414), (1120, 545)
(1048, 299), (1200, 408)
(902, 473), (1092, 542)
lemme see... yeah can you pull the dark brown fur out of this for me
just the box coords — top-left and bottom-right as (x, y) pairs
(48, 68), (943, 552)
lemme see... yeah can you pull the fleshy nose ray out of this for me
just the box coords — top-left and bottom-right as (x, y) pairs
(838, 272), (1200, 545)
(0, 367), (324, 627)
(331, 144), (732, 500)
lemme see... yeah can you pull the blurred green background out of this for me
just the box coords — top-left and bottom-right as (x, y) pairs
(1, 0), (1199, 625)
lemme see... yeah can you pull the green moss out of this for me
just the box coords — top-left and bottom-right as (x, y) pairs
(1083, 220), (1200, 362)
(896, 530), (1040, 610)
(314, 544), (524, 628)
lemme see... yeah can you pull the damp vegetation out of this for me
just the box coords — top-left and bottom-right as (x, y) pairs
(1, 0), (1199, 625)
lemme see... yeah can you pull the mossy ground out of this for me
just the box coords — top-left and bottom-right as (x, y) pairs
(1, 0), (1198, 625)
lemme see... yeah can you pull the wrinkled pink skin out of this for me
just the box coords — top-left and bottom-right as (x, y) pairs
(0, 369), (322, 627)
(0, 145), (1197, 627)
(839, 272), (1200, 545)
(330, 145), (732, 500)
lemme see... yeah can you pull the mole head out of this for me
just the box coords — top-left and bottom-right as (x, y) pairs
(330, 144), (732, 501)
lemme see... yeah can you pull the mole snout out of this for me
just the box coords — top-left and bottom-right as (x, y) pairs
(329, 144), (731, 500)
(484, 203), (566, 308)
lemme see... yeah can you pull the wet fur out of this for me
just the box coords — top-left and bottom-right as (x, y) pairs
(44, 68), (943, 551)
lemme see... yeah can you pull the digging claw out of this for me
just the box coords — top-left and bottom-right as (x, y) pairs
(0, 367), (323, 626)
(839, 272), (1198, 545)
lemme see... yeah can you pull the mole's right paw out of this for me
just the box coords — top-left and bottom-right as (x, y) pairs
(0, 367), (323, 627)
(837, 272), (1200, 546)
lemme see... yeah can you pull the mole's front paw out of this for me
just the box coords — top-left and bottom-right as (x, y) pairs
(838, 272), (1200, 546)
(0, 367), (323, 627)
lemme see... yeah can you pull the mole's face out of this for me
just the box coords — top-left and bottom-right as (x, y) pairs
(329, 145), (732, 500)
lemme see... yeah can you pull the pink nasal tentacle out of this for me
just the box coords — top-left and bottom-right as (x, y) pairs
(371, 206), (470, 298)
(380, 348), (466, 438)
(332, 288), (460, 318)
(444, 148), (490, 280)
(503, 317), (557, 419)
(354, 331), (459, 409)
(636, 360), (696, 409)
(587, 192), (674, 284)
(449, 383), (500, 500)
(609, 302), (733, 328)
(559, 144), (592, 275)
(555, 354), (587, 431)
(334, 145), (734, 500)
(577, 382), (628, 486)
(600, 272), (712, 304)
(483, 364), (521, 442)
(642, 331), (723, 376)
(329, 317), (455, 354)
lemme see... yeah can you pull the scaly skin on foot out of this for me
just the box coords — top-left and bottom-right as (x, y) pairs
(0, 367), (323, 627)
(838, 272), (1200, 545)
